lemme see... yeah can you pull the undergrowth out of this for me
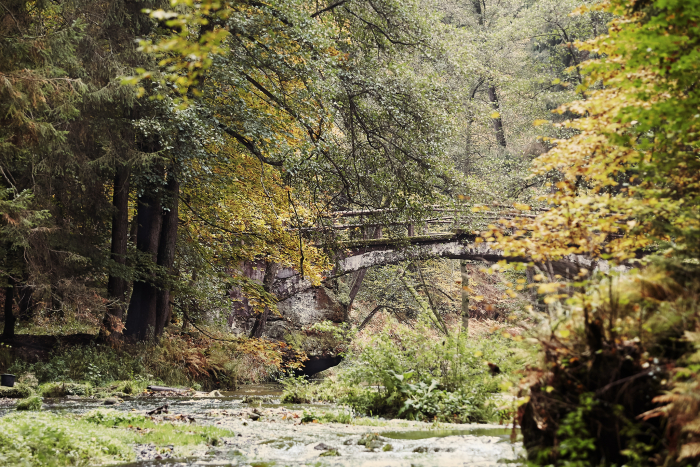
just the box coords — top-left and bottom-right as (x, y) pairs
(4, 327), (301, 391)
(282, 318), (526, 423)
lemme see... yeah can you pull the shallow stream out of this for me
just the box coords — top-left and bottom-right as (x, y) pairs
(8, 384), (523, 466)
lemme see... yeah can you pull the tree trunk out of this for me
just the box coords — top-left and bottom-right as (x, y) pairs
(124, 178), (164, 341)
(488, 85), (507, 148)
(155, 174), (179, 337)
(3, 279), (15, 339)
(103, 164), (131, 336)
(249, 262), (279, 338)
(460, 260), (469, 334)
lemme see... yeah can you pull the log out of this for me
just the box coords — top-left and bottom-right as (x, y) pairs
(147, 385), (187, 393)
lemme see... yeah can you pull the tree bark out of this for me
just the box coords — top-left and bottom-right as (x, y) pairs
(460, 260), (469, 334)
(249, 262), (279, 339)
(3, 279), (15, 339)
(124, 176), (164, 341)
(103, 164), (131, 336)
(488, 85), (507, 148)
(155, 174), (179, 337)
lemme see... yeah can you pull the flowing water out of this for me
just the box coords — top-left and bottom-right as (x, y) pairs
(8, 385), (523, 466)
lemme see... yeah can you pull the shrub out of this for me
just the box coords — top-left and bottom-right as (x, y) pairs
(281, 318), (523, 422)
(517, 259), (700, 465)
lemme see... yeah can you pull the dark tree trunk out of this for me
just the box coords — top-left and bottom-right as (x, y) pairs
(3, 279), (15, 339)
(488, 85), (507, 148)
(249, 262), (279, 338)
(103, 164), (131, 336)
(460, 260), (469, 334)
(124, 178), (164, 341)
(155, 174), (179, 337)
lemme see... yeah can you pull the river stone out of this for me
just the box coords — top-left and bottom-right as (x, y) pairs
(357, 433), (379, 445)
(103, 397), (120, 405)
(314, 443), (332, 450)
(413, 446), (429, 453)
(366, 439), (383, 450)
(208, 390), (223, 397)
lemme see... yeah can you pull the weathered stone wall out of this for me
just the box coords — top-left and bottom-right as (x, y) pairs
(227, 261), (345, 340)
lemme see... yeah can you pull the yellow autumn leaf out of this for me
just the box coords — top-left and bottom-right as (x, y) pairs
(490, 111), (500, 119)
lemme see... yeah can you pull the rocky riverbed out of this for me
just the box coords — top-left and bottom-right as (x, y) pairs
(1, 384), (523, 466)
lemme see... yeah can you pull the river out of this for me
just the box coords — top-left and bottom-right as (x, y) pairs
(10, 384), (523, 466)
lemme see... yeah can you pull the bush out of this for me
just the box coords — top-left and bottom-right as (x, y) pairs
(16, 395), (42, 411)
(282, 318), (523, 423)
(517, 259), (700, 466)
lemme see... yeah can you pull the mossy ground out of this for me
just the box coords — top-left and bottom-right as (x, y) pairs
(0, 409), (234, 467)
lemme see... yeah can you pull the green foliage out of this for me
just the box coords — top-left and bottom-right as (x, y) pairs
(282, 319), (523, 423)
(0, 384), (33, 399)
(0, 412), (135, 466)
(279, 374), (315, 404)
(554, 393), (598, 467)
(15, 395), (42, 411)
(82, 409), (148, 427)
(7, 330), (292, 391)
(40, 382), (92, 398)
(0, 410), (234, 466)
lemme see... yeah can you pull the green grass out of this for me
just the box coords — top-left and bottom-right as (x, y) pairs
(0, 409), (235, 467)
(15, 395), (42, 411)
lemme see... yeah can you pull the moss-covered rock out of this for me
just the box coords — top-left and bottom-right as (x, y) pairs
(0, 384), (33, 399)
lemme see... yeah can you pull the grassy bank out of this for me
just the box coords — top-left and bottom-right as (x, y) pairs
(0, 409), (232, 466)
(0, 326), (303, 392)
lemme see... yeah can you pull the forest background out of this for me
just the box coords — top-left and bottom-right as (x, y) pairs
(2, 0), (700, 465)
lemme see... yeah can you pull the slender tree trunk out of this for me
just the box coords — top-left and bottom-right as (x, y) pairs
(124, 176), (164, 341)
(3, 279), (15, 339)
(17, 280), (33, 322)
(249, 262), (279, 338)
(460, 260), (469, 334)
(103, 164), (131, 336)
(155, 174), (179, 337)
(488, 85), (507, 148)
